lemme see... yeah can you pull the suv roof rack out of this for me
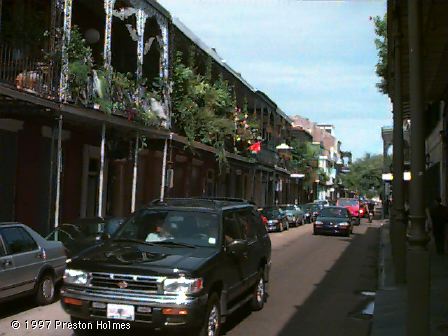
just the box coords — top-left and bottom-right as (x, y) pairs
(149, 197), (254, 209)
(194, 197), (255, 205)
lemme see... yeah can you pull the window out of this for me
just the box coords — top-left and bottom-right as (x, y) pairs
(251, 209), (268, 236)
(223, 211), (244, 244)
(1, 227), (38, 255)
(236, 209), (257, 241)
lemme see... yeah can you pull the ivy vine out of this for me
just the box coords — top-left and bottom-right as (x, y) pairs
(171, 51), (259, 172)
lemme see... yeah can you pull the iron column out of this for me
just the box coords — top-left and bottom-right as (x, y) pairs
(392, 12), (406, 284)
(407, 0), (430, 335)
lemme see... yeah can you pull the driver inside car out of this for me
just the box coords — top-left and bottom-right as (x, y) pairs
(145, 217), (172, 242)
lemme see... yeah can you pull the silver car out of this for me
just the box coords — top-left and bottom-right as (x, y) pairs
(0, 222), (66, 305)
(279, 204), (304, 226)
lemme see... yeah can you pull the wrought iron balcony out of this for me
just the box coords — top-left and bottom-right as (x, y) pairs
(0, 40), (61, 100)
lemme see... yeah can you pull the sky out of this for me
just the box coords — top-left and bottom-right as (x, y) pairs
(157, 0), (391, 159)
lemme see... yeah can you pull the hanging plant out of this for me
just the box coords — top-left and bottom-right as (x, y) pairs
(66, 26), (94, 104)
(172, 51), (243, 171)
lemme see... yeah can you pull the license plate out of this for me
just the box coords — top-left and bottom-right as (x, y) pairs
(107, 304), (135, 321)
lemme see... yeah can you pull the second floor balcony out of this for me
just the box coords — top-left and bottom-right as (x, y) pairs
(0, 0), (170, 128)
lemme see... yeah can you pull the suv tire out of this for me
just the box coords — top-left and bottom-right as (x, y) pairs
(199, 293), (221, 336)
(250, 270), (266, 311)
(35, 273), (55, 305)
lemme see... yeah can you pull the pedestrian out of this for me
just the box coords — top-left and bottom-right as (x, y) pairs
(429, 197), (448, 255)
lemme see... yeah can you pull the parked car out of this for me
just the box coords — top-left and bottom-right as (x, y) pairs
(261, 206), (289, 232)
(314, 200), (330, 207)
(313, 206), (353, 237)
(301, 203), (322, 223)
(336, 198), (361, 225)
(46, 217), (125, 259)
(60, 198), (271, 336)
(278, 204), (304, 226)
(0, 222), (66, 305)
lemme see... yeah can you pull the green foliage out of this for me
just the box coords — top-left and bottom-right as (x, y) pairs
(67, 26), (94, 104)
(65, 27), (159, 126)
(373, 14), (388, 94)
(340, 153), (384, 198)
(171, 52), (259, 171)
(290, 141), (320, 188)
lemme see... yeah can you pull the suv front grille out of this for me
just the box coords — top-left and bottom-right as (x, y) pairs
(90, 272), (161, 293)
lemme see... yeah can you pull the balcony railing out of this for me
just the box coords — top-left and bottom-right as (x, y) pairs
(0, 41), (60, 100)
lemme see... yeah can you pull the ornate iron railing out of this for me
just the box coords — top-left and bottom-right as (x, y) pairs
(0, 40), (60, 100)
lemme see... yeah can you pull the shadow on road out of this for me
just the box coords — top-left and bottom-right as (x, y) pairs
(275, 223), (380, 336)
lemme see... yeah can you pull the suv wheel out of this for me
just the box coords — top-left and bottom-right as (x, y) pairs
(250, 271), (266, 311)
(200, 293), (221, 336)
(35, 273), (55, 305)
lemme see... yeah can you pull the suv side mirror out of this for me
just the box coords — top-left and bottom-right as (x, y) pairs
(227, 239), (248, 258)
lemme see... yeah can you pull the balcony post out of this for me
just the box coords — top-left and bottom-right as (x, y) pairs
(59, 0), (73, 102)
(157, 15), (170, 128)
(136, 9), (148, 81)
(98, 123), (106, 218)
(407, 0), (430, 335)
(391, 10), (407, 284)
(54, 114), (63, 234)
(131, 134), (139, 213)
(160, 136), (169, 201)
(103, 0), (115, 68)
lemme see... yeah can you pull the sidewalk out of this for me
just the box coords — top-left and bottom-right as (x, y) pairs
(371, 221), (448, 336)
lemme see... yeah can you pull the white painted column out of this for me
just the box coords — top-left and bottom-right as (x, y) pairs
(98, 123), (106, 217)
(131, 134), (139, 212)
(54, 115), (63, 229)
(159, 138), (168, 202)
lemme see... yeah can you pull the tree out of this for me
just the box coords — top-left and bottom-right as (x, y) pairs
(340, 153), (384, 198)
(290, 141), (320, 189)
(372, 14), (388, 94)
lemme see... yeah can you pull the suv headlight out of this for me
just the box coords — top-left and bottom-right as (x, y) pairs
(163, 277), (203, 294)
(315, 221), (323, 225)
(64, 269), (90, 285)
(338, 222), (349, 227)
(268, 220), (279, 224)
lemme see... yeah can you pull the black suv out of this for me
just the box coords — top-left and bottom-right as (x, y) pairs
(60, 198), (272, 335)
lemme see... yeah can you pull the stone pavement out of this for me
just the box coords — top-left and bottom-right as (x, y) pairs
(371, 221), (448, 336)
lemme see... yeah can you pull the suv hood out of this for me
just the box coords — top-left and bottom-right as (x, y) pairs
(69, 241), (218, 276)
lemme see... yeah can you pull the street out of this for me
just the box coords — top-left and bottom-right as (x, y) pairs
(0, 220), (380, 336)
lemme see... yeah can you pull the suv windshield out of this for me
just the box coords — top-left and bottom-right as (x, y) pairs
(114, 210), (220, 248)
(281, 205), (295, 211)
(338, 199), (358, 206)
(319, 208), (349, 218)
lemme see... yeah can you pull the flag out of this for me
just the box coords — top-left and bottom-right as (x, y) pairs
(248, 141), (261, 153)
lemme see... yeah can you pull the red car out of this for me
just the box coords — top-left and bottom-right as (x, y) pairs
(336, 198), (361, 225)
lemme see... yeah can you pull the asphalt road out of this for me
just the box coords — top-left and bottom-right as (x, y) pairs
(0, 220), (380, 336)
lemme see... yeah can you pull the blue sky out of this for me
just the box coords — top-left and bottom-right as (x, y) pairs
(158, 0), (391, 159)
